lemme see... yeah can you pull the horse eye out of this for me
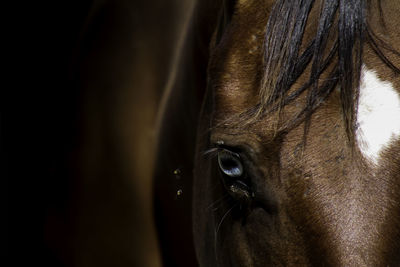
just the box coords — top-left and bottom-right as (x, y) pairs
(217, 150), (243, 177)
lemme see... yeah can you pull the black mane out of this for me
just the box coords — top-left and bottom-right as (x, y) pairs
(259, 0), (400, 143)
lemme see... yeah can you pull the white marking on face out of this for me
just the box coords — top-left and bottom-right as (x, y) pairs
(356, 66), (400, 164)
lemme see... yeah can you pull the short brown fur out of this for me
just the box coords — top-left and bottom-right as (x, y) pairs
(191, 0), (400, 266)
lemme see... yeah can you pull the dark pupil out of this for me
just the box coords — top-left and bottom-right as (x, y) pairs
(218, 152), (243, 177)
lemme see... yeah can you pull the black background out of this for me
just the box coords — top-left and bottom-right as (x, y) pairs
(6, 1), (191, 266)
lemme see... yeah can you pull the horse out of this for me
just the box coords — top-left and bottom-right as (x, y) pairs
(153, 0), (400, 266)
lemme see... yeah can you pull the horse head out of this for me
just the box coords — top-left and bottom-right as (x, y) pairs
(191, 0), (400, 266)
